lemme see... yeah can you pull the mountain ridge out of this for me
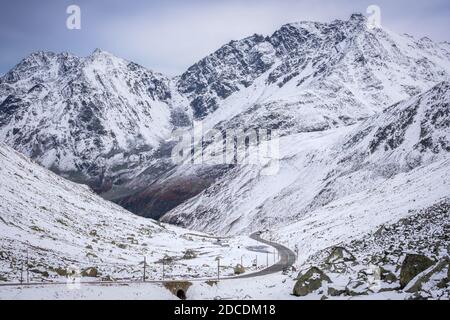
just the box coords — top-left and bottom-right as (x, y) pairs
(1, 13), (449, 220)
(161, 81), (450, 235)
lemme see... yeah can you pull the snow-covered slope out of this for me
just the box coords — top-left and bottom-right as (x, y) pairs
(0, 144), (267, 283)
(162, 82), (450, 236)
(179, 14), (450, 135)
(0, 49), (190, 192)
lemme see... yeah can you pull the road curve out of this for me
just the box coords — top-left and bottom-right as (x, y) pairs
(0, 232), (296, 288)
(235, 232), (296, 279)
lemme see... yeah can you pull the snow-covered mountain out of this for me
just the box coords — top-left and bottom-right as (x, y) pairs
(0, 143), (266, 283)
(161, 82), (450, 235)
(0, 49), (190, 192)
(0, 12), (449, 300)
(0, 13), (449, 220)
(107, 14), (450, 218)
(178, 13), (450, 135)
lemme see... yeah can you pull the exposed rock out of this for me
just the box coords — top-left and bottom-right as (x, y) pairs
(406, 258), (449, 293)
(182, 249), (197, 260)
(325, 247), (356, 264)
(293, 267), (332, 297)
(206, 280), (218, 287)
(345, 280), (369, 296)
(324, 247), (356, 273)
(328, 286), (346, 297)
(380, 266), (398, 284)
(54, 267), (68, 277)
(30, 269), (49, 277)
(400, 254), (434, 288)
(234, 264), (245, 275)
(81, 267), (99, 278)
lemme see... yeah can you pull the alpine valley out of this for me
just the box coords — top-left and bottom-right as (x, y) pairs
(0, 13), (449, 299)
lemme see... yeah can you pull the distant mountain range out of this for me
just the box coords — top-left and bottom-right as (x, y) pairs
(1, 13), (449, 228)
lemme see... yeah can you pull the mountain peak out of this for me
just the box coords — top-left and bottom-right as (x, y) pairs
(90, 48), (115, 57)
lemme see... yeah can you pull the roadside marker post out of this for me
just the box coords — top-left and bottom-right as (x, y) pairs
(143, 256), (146, 282)
(26, 249), (29, 283)
(215, 256), (221, 281)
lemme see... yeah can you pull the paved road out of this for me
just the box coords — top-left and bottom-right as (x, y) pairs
(0, 232), (296, 288)
(235, 232), (296, 279)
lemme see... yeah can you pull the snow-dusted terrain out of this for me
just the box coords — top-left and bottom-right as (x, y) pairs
(0, 49), (191, 193)
(0, 143), (272, 286)
(162, 82), (450, 236)
(179, 14), (450, 134)
(0, 13), (449, 300)
(1, 14), (450, 219)
(118, 14), (450, 219)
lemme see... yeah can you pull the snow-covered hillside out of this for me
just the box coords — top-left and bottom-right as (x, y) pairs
(162, 82), (450, 236)
(0, 143), (269, 283)
(0, 49), (190, 192)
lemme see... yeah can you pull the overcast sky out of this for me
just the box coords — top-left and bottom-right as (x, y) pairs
(1, 0), (449, 76)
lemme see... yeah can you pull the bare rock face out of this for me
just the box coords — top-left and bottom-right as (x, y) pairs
(400, 254), (434, 288)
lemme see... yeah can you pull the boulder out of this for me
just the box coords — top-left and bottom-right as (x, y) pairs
(325, 247), (356, 265)
(406, 258), (449, 293)
(293, 267), (331, 297)
(345, 280), (369, 296)
(380, 266), (398, 283)
(81, 267), (99, 278)
(54, 267), (68, 277)
(234, 264), (245, 275)
(182, 249), (197, 260)
(328, 286), (346, 297)
(399, 254), (434, 288)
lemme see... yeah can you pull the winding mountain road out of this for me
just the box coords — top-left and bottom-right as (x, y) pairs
(0, 232), (296, 288)
(235, 232), (296, 278)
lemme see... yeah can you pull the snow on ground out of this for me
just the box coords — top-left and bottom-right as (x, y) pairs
(0, 144), (272, 285)
(0, 283), (176, 300)
(271, 158), (450, 266)
(0, 273), (412, 300)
